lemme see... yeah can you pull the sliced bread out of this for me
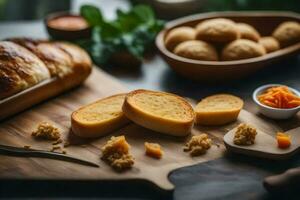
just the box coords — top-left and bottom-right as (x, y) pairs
(195, 94), (243, 125)
(122, 89), (195, 136)
(71, 94), (130, 138)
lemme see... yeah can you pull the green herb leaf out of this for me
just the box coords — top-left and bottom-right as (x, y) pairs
(80, 5), (104, 26)
(78, 4), (165, 66)
(132, 5), (155, 23)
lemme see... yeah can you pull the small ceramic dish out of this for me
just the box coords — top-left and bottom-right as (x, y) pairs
(253, 84), (300, 119)
(45, 12), (91, 41)
(156, 11), (300, 81)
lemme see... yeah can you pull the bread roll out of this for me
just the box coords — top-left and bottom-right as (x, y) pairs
(272, 21), (300, 47)
(237, 23), (260, 42)
(165, 26), (196, 51)
(174, 40), (218, 61)
(221, 39), (266, 61)
(259, 37), (280, 53)
(195, 18), (240, 43)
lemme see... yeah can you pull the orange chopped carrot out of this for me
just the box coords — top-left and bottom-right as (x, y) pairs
(276, 132), (291, 149)
(258, 86), (300, 109)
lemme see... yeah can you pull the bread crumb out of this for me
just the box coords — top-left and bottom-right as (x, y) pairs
(52, 138), (63, 145)
(32, 122), (61, 140)
(51, 145), (61, 152)
(233, 123), (257, 145)
(184, 134), (212, 156)
(144, 142), (163, 159)
(101, 136), (134, 171)
(24, 145), (31, 149)
(63, 141), (70, 147)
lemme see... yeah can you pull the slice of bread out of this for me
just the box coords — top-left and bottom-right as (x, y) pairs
(195, 94), (243, 126)
(122, 89), (195, 136)
(71, 94), (130, 138)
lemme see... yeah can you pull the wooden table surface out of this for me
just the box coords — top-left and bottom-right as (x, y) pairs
(1, 9), (300, 200)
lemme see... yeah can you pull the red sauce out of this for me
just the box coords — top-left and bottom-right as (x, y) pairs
(48, 16), (89, 31)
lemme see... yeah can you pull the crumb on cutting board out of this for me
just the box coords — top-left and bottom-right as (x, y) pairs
(50, 145), (61, 152)
(52, 138), (63, 145)
(63, 141), (70, 147)
(184, 134), (212, 156)
(32, 122), (61, 140)
(233, 123), (257, 145)
(101, 135), (134, 171)
(144, 142), (163, 159)
(23, 145), (31, 149)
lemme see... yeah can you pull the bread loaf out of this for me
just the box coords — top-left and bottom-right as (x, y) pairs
(0, 38), (92, 120)
(0, 41), (50, 99)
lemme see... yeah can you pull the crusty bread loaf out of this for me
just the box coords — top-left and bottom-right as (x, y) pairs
(71, 94), (130, 138)
(122, 89), (195, 136)
(9, 38), (91, 78)
(195, 94), (243, 125)
(0, 38), (92, 100)
(0, 41), (50, 99)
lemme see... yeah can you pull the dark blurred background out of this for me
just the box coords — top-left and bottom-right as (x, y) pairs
(0, 0), (299, 21)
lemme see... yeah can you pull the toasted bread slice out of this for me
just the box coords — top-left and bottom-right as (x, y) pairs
(71, 94), (130, 138)
(195, 94), (243, 125)
(122, 90), (195, 136)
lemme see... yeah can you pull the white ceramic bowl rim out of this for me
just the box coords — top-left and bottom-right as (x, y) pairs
(252, 84), (300, 111)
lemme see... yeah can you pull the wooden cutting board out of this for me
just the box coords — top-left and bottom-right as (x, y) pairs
(0, 68), (285, 191)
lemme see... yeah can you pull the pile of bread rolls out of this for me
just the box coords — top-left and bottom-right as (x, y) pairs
(164, 18), (300, 61)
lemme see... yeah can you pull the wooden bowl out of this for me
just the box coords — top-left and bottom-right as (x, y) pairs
(156, 11), (300, 81)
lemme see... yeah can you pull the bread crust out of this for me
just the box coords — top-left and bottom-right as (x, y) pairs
(122, 89), (195, 136)
(71, 94), (130, 138)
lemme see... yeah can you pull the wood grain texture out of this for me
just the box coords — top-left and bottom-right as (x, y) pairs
(0, 67), (294, 191)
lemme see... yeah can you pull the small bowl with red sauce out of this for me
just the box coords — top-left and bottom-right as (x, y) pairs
(45, 12), (91, 41)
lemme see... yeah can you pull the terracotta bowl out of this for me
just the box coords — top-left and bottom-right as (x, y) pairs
(156, 11), (300, 81)
(45, 12), (91, 41)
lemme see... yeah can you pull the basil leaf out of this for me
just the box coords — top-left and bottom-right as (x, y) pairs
(80, 5), (104, 26)
(78, 4), (164, 66)
(115, 9), (142, 33)
(132, 5), (155, 23)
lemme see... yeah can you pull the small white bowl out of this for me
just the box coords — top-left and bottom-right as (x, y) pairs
(253, 84), (300, 119)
